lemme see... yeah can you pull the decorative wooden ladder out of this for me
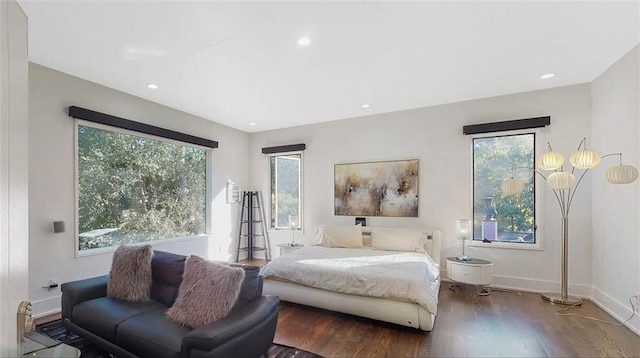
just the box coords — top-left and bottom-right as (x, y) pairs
(235, 191), (271, 262)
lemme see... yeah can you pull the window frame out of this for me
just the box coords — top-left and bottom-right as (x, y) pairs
(468, 129), (543, 251)
(74, 119), (212, 257)
(268, 151), (304, 232)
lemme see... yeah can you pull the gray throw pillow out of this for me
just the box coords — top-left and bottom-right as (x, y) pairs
(107, 245), (153, 302)
(167, 255), (245, 328)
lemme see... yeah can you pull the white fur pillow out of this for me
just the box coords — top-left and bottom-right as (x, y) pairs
(371, 228), (426, 252)
(313, 224), (363, 248)
(167, 255), (245, 328)
(107, 245), (153, 302)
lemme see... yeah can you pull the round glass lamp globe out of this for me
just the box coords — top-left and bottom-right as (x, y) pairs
(537, 151), (564, 170)
(547, 171), (575, 189)
(501, 178), (524, 195)
(570, 149), (601, 169)
(606, 165), (639, 184)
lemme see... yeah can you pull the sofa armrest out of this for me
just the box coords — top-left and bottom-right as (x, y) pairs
(181, 295), (279, 353)
(256, 275), (264, 296)
(61, 275), (109, 319)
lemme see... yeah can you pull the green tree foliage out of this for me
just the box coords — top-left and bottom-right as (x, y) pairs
(473, 134), (535, 242)
(78, 125), (207, 250)
(270, 155), (301, 228)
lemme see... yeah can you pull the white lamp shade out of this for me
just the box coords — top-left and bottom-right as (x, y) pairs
(537, 151), (564, 170)
(288, 214), (298, 229)
(570, 149), (601, 169)
(547, 171), (575, 189)
(606, 165), (639, 184)
(501, 178), (524, 195)
(455, 219), (472, 241)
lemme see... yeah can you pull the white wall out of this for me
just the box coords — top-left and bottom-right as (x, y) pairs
(250, 84), (595, 295)
(591, 45), (639, 334)
(28, 64), (250, 317)
(0, 0), (29, 354)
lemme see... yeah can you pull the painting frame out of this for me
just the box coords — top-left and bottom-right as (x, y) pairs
(334, 159), (419, 217)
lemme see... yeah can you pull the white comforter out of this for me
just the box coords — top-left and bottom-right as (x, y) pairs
(260, 246), (440, 314)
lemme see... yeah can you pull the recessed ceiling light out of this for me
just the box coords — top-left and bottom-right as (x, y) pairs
(540, 73), (555, 79)
(146, 83), (159, 89)
(361, 104), (371, 109)
(248, 122), (257, 126)
(297, 37), (311, 46)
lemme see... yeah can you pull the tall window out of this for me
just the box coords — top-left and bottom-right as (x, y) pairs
(77, 123), (209, 251)
(270, 153), (302, 229)
(473, 133), (535, 244)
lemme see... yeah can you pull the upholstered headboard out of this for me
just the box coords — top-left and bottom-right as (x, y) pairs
(361, 227), (442, 266)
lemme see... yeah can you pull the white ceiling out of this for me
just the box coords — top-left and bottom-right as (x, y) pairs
(18, 1), (639, 133)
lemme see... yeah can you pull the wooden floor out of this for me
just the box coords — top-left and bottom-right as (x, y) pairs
(273, 285), (640, 357)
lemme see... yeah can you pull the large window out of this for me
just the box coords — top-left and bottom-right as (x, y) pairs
(473, 133), (535, 244)
(77, 123), (209, 251)
(270, 153), (302, 230)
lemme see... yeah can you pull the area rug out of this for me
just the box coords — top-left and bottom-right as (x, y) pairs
(37, 319), (322, 358)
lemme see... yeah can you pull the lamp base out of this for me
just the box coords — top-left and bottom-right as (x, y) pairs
(541, 292), (582, 305)
(456, 255), (471, 261)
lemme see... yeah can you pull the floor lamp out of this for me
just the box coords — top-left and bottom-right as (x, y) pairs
(501, 138), (638, 305)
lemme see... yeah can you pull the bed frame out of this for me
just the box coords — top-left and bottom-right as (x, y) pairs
(263, 228), (442, 331)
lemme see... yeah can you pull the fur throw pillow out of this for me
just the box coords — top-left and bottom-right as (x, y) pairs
(167, 255), (245, 328)
(107, 245), (153, 302)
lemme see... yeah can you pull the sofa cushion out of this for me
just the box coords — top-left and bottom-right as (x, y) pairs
(107, 245), (153, 302)
(117, 309), (190, 358)
(151, 250), (186, 306)
(230, 264), (261, 309)
(73, 296), (166, 343)
(167, 255), (245, 328)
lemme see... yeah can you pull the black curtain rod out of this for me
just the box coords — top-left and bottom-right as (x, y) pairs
(463, 116), (550, 135)
(262, 143), (306, 154)
(68, 106), (219, 149)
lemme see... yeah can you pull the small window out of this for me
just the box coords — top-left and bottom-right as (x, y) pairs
(77, 123), (209, 251)
(473, 133), (536, 244)
(270, 153), (302, 230)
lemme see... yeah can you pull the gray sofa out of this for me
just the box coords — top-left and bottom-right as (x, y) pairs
(61, 250), (280, 358)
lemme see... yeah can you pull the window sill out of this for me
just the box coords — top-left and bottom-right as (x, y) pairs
(268, 228), (304, 234)
(75, 234), (209, 258)
(468, 240), (542, 251)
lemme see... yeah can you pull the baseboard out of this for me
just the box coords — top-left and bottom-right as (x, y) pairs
(32, 295), (61, 319)
(491, 274), (592, 297)
(439, 269), (592, 297)
(591, 287), (640, 336)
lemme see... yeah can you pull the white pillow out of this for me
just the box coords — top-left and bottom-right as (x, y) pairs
(313, 225), (363, 248)
(371, 228), (426, 252)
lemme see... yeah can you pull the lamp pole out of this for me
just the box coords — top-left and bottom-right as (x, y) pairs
(541, 216), (580, 304)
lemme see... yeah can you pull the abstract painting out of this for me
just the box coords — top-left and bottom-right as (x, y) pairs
(334, 159), (418, 217)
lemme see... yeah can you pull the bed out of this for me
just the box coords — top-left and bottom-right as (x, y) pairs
(260, 226), (441, 331)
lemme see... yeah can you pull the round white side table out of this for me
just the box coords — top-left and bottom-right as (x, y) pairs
(446, 256), (493, 295)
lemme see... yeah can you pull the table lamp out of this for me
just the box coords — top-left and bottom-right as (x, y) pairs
(456, 219), (472, 261)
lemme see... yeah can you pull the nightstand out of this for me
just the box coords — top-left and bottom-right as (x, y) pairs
(276, 243), (304, 256)
(446, 257), (493, 295)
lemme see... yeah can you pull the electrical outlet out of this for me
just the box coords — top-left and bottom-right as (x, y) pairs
(631, 294), (640, 313)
